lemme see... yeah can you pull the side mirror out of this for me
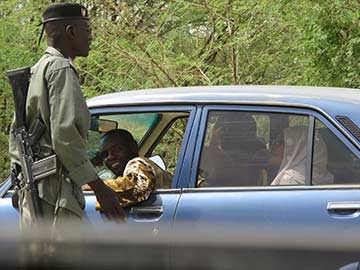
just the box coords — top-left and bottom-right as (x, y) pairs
(90, 118), (118, 133)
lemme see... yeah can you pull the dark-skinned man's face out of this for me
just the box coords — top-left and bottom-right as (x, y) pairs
(72, 19), (92, 57)
(100, 134), (136, 177)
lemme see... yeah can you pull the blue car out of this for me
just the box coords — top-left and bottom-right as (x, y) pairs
(1, 85), (360, 269)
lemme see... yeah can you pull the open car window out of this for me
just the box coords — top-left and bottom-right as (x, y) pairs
(87, 111), (190, 188)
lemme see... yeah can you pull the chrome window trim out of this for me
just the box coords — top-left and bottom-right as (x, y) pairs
(183, 185), (360, 193)
(83, 188), (183, 196)
(152, 188), (183, 194)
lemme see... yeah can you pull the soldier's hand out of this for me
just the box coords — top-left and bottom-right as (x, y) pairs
(88, 179), (127, 222)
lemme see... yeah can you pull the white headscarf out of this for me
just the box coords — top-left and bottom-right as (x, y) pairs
(271, 126), (333, 185)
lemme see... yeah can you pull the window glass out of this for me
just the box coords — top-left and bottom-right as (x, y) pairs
(314, 119), (360, 185)
(197, 111), (309, 187)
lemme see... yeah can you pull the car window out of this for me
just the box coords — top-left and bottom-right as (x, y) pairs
(88, 113), (161, 179)
(97, 113), (160, 143)
(88, 111), (190, 188)
(197, 110), (309, 187)
(314, 119), (360, 185)
(150, 117), (189, 175)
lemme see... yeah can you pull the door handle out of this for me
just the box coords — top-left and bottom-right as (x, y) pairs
(129, 205), (163, 217)
(327, 202), (360, 211)
(327, 202), (360, 219)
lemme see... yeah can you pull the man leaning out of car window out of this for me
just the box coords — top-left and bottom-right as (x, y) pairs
(89, 129), (172, 210)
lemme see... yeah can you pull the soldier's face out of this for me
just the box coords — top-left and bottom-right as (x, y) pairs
(100, 135), (134, 176)
(73, 20), (92, 57)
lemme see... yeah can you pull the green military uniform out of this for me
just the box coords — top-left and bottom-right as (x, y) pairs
(9, 47), (98, 227)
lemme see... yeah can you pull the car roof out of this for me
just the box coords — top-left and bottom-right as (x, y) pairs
(88, 85), (359, 105)
(88, 85), (360, 148)
(88, 85), (360, 127)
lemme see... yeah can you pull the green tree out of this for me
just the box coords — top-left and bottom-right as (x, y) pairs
(0, 0), (359, 181)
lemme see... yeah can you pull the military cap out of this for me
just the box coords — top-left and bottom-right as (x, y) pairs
(41, 2), (89, 24)
(38, 3), (89, 45)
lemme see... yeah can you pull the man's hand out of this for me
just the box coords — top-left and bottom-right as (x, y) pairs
(88, 179), (127, 222)
(89, 151), (104, 167)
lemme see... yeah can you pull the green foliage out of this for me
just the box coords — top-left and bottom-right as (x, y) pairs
(152, 118), (188, 174)
(0, 0), (360, 181)
(294, 0), (360, 87)
(0, 132), (10, 180)
(0, 0), (47, 180)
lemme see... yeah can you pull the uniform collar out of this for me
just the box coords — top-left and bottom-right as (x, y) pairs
(45, 47), (66, 58)
(45, 47), (78, 74)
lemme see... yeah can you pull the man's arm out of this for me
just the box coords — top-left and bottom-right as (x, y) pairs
(88, 179), (126, 221)
(95, 157), (157, 211)
(126, 158), (156, 202)
(47, 66), (97, 186)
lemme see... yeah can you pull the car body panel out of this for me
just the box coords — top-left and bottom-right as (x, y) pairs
(0, 191), (19, 223)
(173, 188), (360, 269)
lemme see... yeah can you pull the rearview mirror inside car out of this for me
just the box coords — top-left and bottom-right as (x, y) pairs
(90, 117), (118, 133)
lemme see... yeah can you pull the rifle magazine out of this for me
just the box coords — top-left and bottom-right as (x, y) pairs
(32, 155), (58, 180)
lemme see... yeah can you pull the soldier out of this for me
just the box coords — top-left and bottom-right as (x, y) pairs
(9, 3), (125, 230)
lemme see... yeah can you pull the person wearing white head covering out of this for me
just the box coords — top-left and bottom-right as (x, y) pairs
(271, 126), (333, 185)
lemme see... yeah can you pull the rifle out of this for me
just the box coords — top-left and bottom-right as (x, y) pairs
(7, 67), (43, 220)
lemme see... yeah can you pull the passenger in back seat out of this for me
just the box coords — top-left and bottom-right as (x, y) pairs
(199, 113), (268, 187)
(271, 126), (333, 185)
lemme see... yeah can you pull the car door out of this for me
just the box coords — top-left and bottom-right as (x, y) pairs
(172, 105), (360, 270)
(85, 105), (197, 268)
(0, 105), (197, 268)
(0, 178), (19, 225)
